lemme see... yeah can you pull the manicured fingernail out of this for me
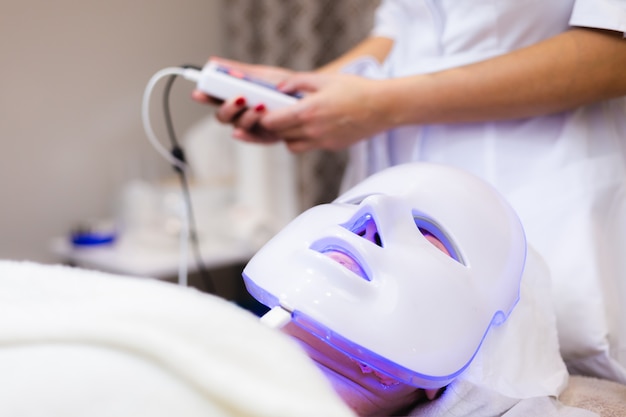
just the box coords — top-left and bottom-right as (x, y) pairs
(235, 97), (246, 106)
(255, 103), (266, 112)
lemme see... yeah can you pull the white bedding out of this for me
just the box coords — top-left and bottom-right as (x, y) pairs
(0, 260), (619, 416)
(0, 261), (354, 417)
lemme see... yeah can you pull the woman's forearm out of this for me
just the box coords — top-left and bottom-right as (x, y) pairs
(317, 36), (394, 74)
(379, 28), (626, 127)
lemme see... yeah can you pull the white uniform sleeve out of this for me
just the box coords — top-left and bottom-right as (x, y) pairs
(370, 0), (407, 39)
(570, 0), (626, 34)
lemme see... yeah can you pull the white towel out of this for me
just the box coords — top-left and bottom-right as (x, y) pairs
(403, 249), (598, 417)
(0, 260), (355, 417)
(408, 379), (598, 417)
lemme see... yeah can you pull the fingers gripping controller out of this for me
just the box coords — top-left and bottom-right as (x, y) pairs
(196, 62), (300, 111)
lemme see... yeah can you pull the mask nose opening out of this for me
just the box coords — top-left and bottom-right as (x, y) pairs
(349, 214), (382, 247)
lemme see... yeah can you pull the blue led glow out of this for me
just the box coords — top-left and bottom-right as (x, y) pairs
(291, 310), (479, 389)
(244, 271), (518, 389)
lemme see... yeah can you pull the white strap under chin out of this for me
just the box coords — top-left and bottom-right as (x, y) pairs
(260, 306), (292, 329)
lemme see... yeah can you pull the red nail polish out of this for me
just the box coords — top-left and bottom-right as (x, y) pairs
(255, 103), (266, 112)
(235, 97), (246, 106)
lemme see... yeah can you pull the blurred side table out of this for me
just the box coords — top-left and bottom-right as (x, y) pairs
(50, 233), (256, 280)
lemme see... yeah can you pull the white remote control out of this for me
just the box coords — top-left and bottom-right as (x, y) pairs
(196, 62), (300, 111)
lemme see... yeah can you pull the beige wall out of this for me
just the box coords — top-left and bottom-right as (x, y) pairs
(0, 0), (223, 262)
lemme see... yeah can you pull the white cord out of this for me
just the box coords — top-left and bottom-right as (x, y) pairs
(141, 66), (202, 171)
(141, 66), (203, 286)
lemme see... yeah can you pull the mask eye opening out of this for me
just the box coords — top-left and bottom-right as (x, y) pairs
(414, 215), (464, 265)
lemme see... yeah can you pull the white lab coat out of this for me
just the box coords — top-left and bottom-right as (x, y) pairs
(342, 0), (626, 382)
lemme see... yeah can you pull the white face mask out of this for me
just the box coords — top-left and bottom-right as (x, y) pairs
(243, 163), (526, 389)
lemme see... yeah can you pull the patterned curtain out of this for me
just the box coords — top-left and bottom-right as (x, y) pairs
(221, 0), (380, 209)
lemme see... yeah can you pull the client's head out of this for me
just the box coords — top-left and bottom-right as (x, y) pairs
(243, 163), (526, 415)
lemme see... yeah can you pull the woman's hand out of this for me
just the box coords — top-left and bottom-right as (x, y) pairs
(191, 58), (393, 151)
(191, 57), (296, 143)
(254, 72), (390, 153)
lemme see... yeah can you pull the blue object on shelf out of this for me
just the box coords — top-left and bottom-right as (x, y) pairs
(70, 222), (117, 247)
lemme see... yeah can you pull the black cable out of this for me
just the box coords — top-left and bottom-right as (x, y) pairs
(162, 66), (217, 294)
(163, 64), (202, 151)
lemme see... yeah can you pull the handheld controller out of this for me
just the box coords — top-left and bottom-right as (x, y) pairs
(196, 62), (300, 111)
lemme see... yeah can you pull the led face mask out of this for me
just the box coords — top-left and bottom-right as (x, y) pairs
(243, 163), (526, 389)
